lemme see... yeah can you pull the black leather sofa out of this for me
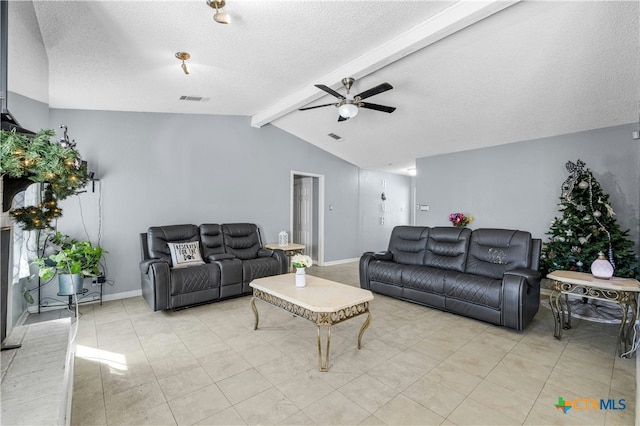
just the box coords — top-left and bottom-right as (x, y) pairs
(140, 223), (287, 311)
(360, 226), (542, 331)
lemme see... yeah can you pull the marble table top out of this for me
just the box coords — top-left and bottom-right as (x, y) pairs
(250, 273), (373, 312)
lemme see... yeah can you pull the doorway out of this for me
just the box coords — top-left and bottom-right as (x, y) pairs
(291, 171), (324, 266)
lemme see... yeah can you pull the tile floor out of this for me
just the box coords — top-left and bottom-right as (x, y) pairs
(31, 262), (639, 424)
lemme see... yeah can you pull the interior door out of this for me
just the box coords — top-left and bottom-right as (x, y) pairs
(293, 176), (313, 257)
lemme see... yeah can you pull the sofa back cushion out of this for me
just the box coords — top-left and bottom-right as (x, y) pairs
(222, 223), (261, 260)
(423, 227), (471, 272)
(200, 224), (225, 258)
(147, 224), (201, 266)
(465, 229), (532, 279)
(387, 226), (430, 265)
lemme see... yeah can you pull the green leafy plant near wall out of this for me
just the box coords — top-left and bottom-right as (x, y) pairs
(0, 129), (89, 230)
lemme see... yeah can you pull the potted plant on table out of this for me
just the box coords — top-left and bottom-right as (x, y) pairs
(31, 232), (107, 297)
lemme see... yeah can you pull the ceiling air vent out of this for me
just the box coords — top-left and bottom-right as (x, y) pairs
(327, 133), (342, 141)
(179, 96), (210, 102)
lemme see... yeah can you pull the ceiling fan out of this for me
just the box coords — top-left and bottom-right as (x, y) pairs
(299, 77), (396, 122)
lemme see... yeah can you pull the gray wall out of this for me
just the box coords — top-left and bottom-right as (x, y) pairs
(415, 124), (640, 257)
(358, 169), (412, 253)
(47, 108), (365, 297)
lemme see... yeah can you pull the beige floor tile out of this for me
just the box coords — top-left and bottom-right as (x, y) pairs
(234, 387), (299, 425)
(240, 341), (286, 367)
(71, 398), (107, 426)
(374, 394), (444, 425)
(158, 366), (214, 402)
(197, 350), (253, 382)
(448, 397), (523, 425)
(195, 406), (247, 425)
(217, 368), (273, 405)
(303, 391), (371, 425)
(467, 380), (536, 423)
(425, 362), (482, 396)
(277, 410), (317, 425)
(359, 414), (387, 425)
(338, 373), (398, 414)
(167, 383), (231, 425)
(441, 342), (505, 379)
(72, 377), (104, 408)
(402, 376), (466, 418)
(484, 352), (552, 400)
(104, 381), (168, 425)
(277, 370), (335, 409)
(255, 355), (307, 386)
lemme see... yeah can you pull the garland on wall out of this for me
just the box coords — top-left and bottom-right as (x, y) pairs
(0, 128), (89, 230)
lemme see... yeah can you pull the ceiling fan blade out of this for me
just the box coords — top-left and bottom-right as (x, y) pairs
(360, 102), (396, 113)
(298, 103), (337, 111)
(315, 84), (345, 100)
(355, 83), (393, 100)
(338, 115), (349, 122)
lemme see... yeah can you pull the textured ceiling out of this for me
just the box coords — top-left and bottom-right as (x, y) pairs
(8, 1), (640, 175)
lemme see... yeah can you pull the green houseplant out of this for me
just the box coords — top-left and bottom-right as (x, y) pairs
(31, 232), (107, 296)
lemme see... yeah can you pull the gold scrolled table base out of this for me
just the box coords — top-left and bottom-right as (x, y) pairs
(250, 274), (373, 372)
(547, 270), (640, 358)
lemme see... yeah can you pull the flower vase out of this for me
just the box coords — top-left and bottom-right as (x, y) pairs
(295, 267), (306, 287)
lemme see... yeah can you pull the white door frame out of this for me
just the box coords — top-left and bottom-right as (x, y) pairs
(290, 171), (325, 266)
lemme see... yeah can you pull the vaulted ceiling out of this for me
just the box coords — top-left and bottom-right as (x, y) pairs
(8, 1), (640, 175)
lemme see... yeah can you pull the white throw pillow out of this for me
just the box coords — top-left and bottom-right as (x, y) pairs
(168, 241), (205, 268)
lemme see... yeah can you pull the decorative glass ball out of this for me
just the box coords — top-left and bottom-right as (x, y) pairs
(593, 210), (602, 218)
(578, 181), (589, 189)
(576, 261), (583, 268)
(591, 252), (614, 279)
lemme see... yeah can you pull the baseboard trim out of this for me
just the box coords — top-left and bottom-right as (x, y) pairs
(26, 289), (143, 313)
(103, 289), (142, 302)
(322, 258), (359, 266)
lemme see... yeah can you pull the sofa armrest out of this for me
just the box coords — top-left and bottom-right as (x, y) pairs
(373, 251), (393, 261)
(504, 268), (541, 287)
(359, 252), (377, 289)
(208, 253), (236, 262)
(140, 258), (169, 275)
(502, 268), (541, 330)
(257, 248), (274, 257)
(140, 259), (171, 311)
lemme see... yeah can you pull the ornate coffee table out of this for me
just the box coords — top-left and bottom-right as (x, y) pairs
(250, 274), (373, 371)
(547, 270), (640, 358)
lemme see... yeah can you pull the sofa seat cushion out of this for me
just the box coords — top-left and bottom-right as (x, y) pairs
(170, 264), (219, 296)
(242, 257), (280, 282)
(444, 273), (502, 309)
(368, 261), (403, 285)
(402, 266), (457, 295)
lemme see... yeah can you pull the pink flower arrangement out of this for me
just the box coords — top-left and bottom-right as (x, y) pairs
(449, 212), (473, 228)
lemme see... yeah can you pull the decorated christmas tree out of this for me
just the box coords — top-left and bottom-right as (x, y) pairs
(540, 159), (638, 279)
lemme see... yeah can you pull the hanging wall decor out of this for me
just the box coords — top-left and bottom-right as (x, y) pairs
(1, 128), (89, 230)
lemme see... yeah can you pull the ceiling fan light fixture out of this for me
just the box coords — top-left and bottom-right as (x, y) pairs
(175, 52), (191, 75)
(214, 11), (230, 24)
(207, 0), (230, 24)
(338, 103), (358, 118)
